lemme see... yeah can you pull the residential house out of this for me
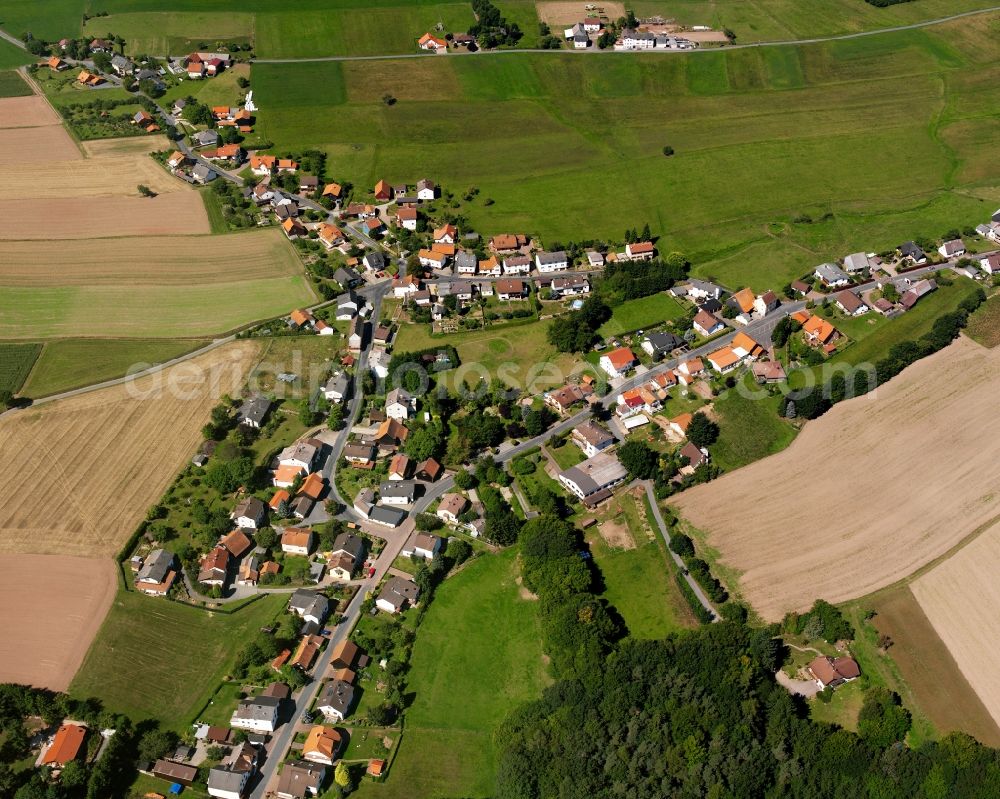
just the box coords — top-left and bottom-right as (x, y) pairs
(640, 331), (683, 359)
(624, 241), (655, 261)
(277, 158), (299, 173)
(344, 442), (377, 467)
(751, 361), (787, 383)
(198, 546), (229, 586)
(291, 634), (325, 670)
(327, 533), (366, 580)
(302, 726), (341, 766)
(363, 252), (387, 273)
(558, 451), (628, 507)
(250, 154), (276, 175)
(834, 290), (869, 316)
(361, 217), (384, 237)
(729, 287), (756, 322)
(230, 695), (281, 733)
(348, 317), (366, 352)
(535, 250), (569, 272)
(572, 421), (615, 458)
(334, 266), (361, 288)
(322, 372), (351, 404)
(683, 279), (724, 301)
(401, 532), (443, 560)
(678, 441), (709, 474)
(385, 387), (416, 421)
(221, 529), (253, 559)
(455, 250), (477, 275)
(46, 56), (68, 71)
(676, 357), (705, 385)
(41, 724), (86, 767)
(299, 175), (319, 194)
(790, 279), (811, 295)
(376, 575), (421, 614)
(552, 275), (590, 296)
(693, 309), (724, 337)
(282, 217), (307, 239)
(503, 255), (532, 275)
(238, 395), (272, 429)
(843, 252), (874, 273)
(753, 290), (780, 316)
(901, 279), (937, 309)
(281, 528), (314, 556)
(668, 413), (693, 438)
(587, 250), (605, 268)
(599, 347), (638, 378)
(231, 496), (267, 530)
(388, 453), (412, 480)
(393, 274), (422, 297)
(490, 233), (527, 254)
(166, 150), (188, 169)
(808, 656), (861, 689)
(316, 680), (356, 722)
(706, 345), (741, 374)
(436, 493), (469, 525)
(335, 291), (363, 320)
(288, 589), (329, 626)
(979, 253), (1000, 275)
(814, 262), (851, 288)
(416, 178), (437, 200)
(479, 256), (503, 277)
(276, 760), (325, 799)
(279, 441), (320, 473)
(207, 742), (259, 799)
(802, 314), (840, 347)
(396, 206), (418, 231)
(352, 488), (375, 520)
(135, 549), (177, 596)
(418, 249), (449, 269)
(378, 480), (418, 506)
(496, 278), (527, 300)
(899, 241), (928, 265)
(433, 223), (457, 244)
(417, 32), (448, 51)
(731, 331), (762, 360)
(544, 383), (593, 414)
(317, 223), (345, 250)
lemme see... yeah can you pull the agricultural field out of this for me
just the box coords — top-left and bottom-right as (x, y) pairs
(0, 342), (260, 558)
(597, 292), (687, 338)
(0, 555), (117, 691)
(356, 550), (546, 799)
(911, 519), (1000, 732)
(0, 342), (41, 395)
(583, 488), (696, 639)
(393, 318), (580, 391)
(0, 70), (29, 96)
(848, 585), (1000, 746)
(0, 230), (312, 339)
(964, 294), (1000, 348)
(22, 338), (211, 398)
(672, 335), (1000, 621)
(71, 592), (286, 730)
(250, 21), (1000, 288)
(81, 10), (255, 55)
(0, 37), (32, 70)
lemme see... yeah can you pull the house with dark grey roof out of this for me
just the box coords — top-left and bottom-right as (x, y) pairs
(641, 331), (684, 358)
(192, 129), (219, 148)
(238, 395), (272, 428)
(191, 162), (216, 184)
(378, 480), (419, 505)
(813, 262), (851, 288)
(231, 496), (267, 530)
(315, 679), (356, 722)
(323, 372), (351, 403)
(376, 575), (421, 614)
(369, 505), (407, 528)
(230, 695), (281, 733)
(276, 760), (325, 799)
(333, 266), (360, 288)
(557, 451), (627, 507)
(535, 250), (569, 272)
(136, 549), (174, 585)
(899, 241), (928, 264)
(288, 589), (329, 626)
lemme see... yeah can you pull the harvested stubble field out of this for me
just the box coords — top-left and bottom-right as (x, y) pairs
(911, 520), (1000, 730)
(536, 0), (625, 25)
(3, 136), (182, 199)
(0, 555), (117, 691)
(0, 194), (210, 239)
(672, 336), (1000, 621)
(0, 125), (81, 164)
(0, 94), (62, 127)
(0, 342), (260, 558)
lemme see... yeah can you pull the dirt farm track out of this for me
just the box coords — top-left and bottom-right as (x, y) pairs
(0, 555), (117, 691)
(673, 335), (1000, 621)
(0, 342), (261, 558)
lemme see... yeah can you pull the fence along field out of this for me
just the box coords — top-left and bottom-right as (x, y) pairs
(672, 336), (1000, 621)
(0, 341), (260, 558)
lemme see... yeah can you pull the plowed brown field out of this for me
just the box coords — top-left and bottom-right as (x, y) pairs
(0, 125), (81, 164)
(0, 555), (117, 691)
(673, 336), (1000, 621)
(0, 342), (260, 558)
(0, 95), (62, 127)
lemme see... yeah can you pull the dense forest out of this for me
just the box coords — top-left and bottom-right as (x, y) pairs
(495, 514), (1000, 798)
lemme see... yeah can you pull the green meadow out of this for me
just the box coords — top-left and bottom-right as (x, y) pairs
(251, 20), (1000, 290)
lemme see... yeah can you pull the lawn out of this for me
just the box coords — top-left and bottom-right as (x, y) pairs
(70, 592), (287, 731)
(0, 38), (32, 70)
(21, 338), (210, 398)
(548, 440), (584, 470)
(584, 491), (696, 639)
(710, 374), (798, 472)
(355, 549), (546, 799)
(597, 293), (687, 338)
(82, 10), (254, 55)
(0, 69), (30, 96)
(0, 342), (41, 395)
(249, 26), (1000, 291)
(393, 317), (579, 392)
(964, 293), (1000, 348)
